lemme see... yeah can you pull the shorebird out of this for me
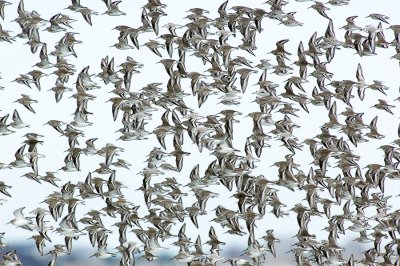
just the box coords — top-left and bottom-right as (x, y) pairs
(371, 99), (395, 114)
(308, 1), (330, 20)
(0, 1), (11, 20)
(9, 207), (34, 230)
(366, 13), (389, 24)
(15, 94), (38, 114)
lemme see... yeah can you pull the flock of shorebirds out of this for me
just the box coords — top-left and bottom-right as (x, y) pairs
(1, 0), (400, 265)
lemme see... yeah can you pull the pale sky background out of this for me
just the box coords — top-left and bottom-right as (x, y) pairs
(0, 0), (400, 265)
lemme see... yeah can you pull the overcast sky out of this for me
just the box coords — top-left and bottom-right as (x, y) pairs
(1, 0), (400, 265)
